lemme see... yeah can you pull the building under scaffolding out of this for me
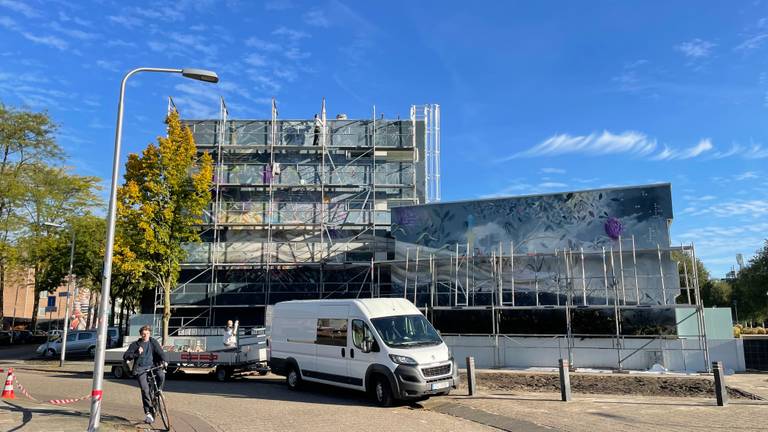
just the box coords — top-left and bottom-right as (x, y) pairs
(146, 100), (736, 372)
(154, 99), (440, 330)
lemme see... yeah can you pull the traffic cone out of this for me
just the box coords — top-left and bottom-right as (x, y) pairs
(1, 368), (14, 399)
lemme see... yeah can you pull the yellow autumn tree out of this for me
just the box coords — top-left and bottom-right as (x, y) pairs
(116, 110), (212, 343)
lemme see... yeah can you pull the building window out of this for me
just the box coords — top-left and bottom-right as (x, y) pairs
(316, 318), (347, 346)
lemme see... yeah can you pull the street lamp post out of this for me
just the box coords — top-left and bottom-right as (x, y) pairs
(44, 222), (77, 367)
(88, 67), (218, 431)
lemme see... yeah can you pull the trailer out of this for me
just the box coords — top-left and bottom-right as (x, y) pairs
(105, 326), (269, 381)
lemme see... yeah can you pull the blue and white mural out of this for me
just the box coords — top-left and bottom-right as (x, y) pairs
(391, 184), (680, 306)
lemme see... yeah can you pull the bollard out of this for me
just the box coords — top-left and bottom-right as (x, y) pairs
(712, 361), (728, 406)
(466, 356), (477, 396)
(558, 359), (572, 402)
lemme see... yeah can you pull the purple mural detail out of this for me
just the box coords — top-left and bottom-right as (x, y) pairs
(604, 217), (624, 240)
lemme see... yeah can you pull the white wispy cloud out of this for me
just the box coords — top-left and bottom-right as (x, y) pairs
(675, 38), (715, 58)
(108, 14), (143, 28)
(50, 21), (99, 40)
(507, 130), (657, 159)
(265, 0), (294, 10)
(512, 132), (768, 161)
(735, 33), (768, 51)
(105, 39), (136, 48)
(735, 171), (759, 181)
(653, 138), (713, 160)
(245, 37), (281, 52)
(272, 26), (310, 41)
(540, 167), (566, 174)
(0, 0), (38, 18)
(95, 60), (120, 72)
(304, 9), (330, 27)
(681, 199), (768, 218)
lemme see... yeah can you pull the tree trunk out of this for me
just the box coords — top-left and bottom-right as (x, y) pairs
(162, 280), (171, 345)
(109, 295), (116, 327)
(31, 288), (41, 330)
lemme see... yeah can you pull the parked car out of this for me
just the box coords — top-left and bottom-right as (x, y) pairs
(12, 330), (33, 344)
(31, 330), (48, 343)
(0, 331), (11, 346)
(36, 330), (98, 358)
(107, 327), (122, 348)
(269, 298), (459, 406)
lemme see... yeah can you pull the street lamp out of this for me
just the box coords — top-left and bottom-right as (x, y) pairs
(43, 221), (76, 367)
(88, 67), (219, 431)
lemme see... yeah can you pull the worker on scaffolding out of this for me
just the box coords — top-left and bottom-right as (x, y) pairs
(312, 114), (322, 146)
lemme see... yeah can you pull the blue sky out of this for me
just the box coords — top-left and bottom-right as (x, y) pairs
(1, 0), (767, 277)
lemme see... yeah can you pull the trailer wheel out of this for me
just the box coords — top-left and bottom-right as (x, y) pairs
(215, 366), (231, 382)
(111, 365), (125, 379)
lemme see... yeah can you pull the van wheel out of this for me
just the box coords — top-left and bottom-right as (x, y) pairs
(373, 376), (394, 407)
(286, 366), (302, 390)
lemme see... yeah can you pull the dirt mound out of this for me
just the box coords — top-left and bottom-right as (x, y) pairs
(459, 371), (762, 400)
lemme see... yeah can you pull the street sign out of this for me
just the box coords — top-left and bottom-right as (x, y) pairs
(59, 292), (70, 297)
(47, 296), (56, 307)
(45, 306), (57, 313)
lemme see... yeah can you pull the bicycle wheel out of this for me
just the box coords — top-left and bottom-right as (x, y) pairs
(155, 391), (171, 431)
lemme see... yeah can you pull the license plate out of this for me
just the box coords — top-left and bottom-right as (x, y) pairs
(431, 381), (450, 390)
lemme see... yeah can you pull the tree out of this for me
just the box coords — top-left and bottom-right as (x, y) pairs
(672, 251), (710, 304)
(37, 215), (106, 326)
(117, 111), (212, 343)
(700, 279), (732, 308)
(0, 102), (62, 324)
(733, 240), (768, 324)
(19, 164), (100, 329)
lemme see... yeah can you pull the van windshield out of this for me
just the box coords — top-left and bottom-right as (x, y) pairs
(370, 314), (442, 348)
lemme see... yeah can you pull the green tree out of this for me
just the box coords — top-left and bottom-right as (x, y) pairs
(37, 215), (106, 322)
(700, 279), (732, 307)
(117, 111), (212, 343)
(0, 102), (62, 323)
(672, 251), (710, 304)
(19, 164), (100, 329)
(733, 240), (768, 324)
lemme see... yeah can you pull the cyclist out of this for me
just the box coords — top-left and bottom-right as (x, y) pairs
(123, 325), (168, 424)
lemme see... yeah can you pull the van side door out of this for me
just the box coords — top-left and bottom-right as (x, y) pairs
(311, 306), (351, 386)
(348, 318), (377, 390)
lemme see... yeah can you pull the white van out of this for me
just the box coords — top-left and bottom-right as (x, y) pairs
(269, 298), (458, 406)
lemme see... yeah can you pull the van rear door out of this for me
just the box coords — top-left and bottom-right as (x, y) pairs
(312, 305), (351, 385)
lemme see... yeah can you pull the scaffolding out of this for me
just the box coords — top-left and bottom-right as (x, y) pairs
(390, 240), (711, 371)
(156, 99), (439, 333)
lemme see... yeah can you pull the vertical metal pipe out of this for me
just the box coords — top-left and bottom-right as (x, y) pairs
(657, 244), (666, 305)
(632, 235), (640, 305)
(465, 242), (469, 306)
(454, 243), (459, 307)
(580, 247), (587, 306)
(413, 247), (420, 305)
(602, 246), (609, 306)
(510, 241), (515, 306)
(618, 236), (626, 305)
(682, 255), (692, 305)
(404, 248), (409, 299)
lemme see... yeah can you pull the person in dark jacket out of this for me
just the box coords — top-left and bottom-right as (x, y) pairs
(123, 325), (168, 424)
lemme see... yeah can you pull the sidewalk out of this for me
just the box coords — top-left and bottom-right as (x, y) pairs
(0, 398), (136, 431)
(423, 390), (768, 432)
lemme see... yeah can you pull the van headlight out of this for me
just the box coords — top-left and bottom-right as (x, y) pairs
(389, 354), (418, 365)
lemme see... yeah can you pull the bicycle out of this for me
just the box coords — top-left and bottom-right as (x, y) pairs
(142, 365), (171, 431)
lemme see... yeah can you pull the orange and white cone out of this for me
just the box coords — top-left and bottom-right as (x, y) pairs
(1, 368), (14, 399)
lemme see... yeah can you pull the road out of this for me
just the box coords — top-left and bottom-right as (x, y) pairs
(0, 354), (494, 432)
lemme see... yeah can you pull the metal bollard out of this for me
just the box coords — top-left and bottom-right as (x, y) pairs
(466, 356), (477, 396)
(712, 361), (728, 406)
(558, 358), (572, 402)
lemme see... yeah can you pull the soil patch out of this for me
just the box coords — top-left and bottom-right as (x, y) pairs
(458, 371), (763, 400)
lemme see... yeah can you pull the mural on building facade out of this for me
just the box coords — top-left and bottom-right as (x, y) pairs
(391, 184), (680, 306)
